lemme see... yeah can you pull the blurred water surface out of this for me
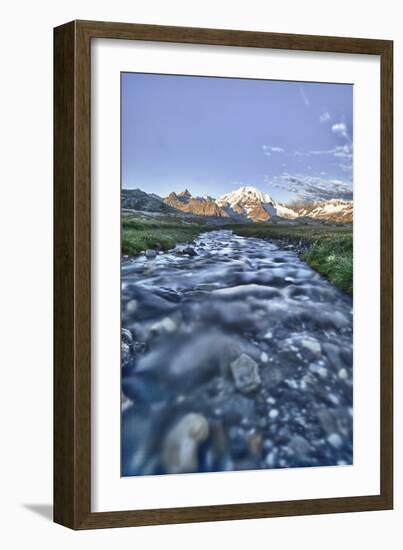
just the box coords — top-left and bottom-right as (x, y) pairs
(121, 230), (353, 476)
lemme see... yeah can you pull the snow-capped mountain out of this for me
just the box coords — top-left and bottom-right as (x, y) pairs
(216, 186), (298, 222)
(290, 199), (353, 223)
(124, 185), (353, 223)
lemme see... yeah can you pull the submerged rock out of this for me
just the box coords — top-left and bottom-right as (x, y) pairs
(289, 435), (312, 459)
(121, 342), (131, 366)
(230, 353), (261, 394)
(150, 317), (177, 335)
(161, 413), (209, 474)
(145, 249), (157, 259)
(183, 246), (197, 256)
(121, 328), (133, 345)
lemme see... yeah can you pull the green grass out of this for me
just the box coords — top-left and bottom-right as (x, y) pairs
(122, 215), (353, 294)
(226, 222), (351, 242)
(228, 222), (353, 294)
(122, 214), (205, 256)
(303, 236), (353, 294)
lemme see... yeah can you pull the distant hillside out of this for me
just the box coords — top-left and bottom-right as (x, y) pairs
(121, 188), (176, 213)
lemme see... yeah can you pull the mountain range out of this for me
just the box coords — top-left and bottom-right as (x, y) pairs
(122, 186), (353, 223)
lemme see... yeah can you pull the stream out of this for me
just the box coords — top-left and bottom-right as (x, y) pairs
(121, 230), (353, 476)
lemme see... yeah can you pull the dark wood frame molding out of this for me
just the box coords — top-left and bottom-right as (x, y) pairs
(54, 20), (393, 529)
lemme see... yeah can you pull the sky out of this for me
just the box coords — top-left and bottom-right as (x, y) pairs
(121, 72), (353, 204)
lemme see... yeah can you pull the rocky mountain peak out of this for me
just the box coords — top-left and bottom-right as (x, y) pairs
(178, 189), (192, 199)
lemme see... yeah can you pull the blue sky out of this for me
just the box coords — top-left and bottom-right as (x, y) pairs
(121, 72), (353, 203)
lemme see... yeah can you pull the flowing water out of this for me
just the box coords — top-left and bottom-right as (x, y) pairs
(121, 230), (353, 476)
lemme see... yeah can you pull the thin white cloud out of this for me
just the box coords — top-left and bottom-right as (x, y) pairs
(293, 144), (353, 179)
(299, 87), (310, 107)
(262, 145), (285, 156)
(294, 144), (352, 157)
(266, 173), (353, 202)
(332, 122), (350, 141)
(320, 112), (331, 123)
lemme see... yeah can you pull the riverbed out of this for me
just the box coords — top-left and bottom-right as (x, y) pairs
(121, 230), (353, 476)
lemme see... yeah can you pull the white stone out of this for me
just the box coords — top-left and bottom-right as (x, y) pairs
(121, 393), (133, 412)
(338, 368), (348, 380)
(260, 351), (269, 363)
(301, 338), (321, 357)
(126, 299), (138, 314)
(328, 393), (340, 405)
(150, 317), (177, 335)
(318, 366), (328, 378)
(265, 452), (276, 467)
(162, 413), (209, 474)
(269, 409), (279, 419)
(327, 433), (343, 449)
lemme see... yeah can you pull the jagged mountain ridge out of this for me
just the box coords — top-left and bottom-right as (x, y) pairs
(164, 189), (230, 218)
(122, 186), (353, 223)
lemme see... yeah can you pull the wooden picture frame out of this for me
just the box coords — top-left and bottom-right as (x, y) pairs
(54, 20), (393, 529)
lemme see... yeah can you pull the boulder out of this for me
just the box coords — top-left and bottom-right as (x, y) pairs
(230, 353), (261, 393)
(161, 413), (209, 474)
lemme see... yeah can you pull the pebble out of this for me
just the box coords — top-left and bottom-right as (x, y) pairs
(301, 338), (321, 357)
(285, 379), (298, 389)
(268, 409), (279, 419)
(327, 433), (343, 449)
(328, 393), (340, 405)
(150, 317), (177, 335)
(290, 435), (312, 458)
(260, 351), (269, 363)
(338, 368), (348, 380)
(310, 365), (328, 378)
(125, 299), (138, 314)
(265, 451), (276, 467)
(248, 432), (263, 456)
(121, 393), (133, 412)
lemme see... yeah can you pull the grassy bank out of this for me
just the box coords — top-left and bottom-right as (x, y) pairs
(228, 222), (353, 294)
(122, 214), (205, 256)
(122, 215), (353, 294)
(303, 237), (353, 293)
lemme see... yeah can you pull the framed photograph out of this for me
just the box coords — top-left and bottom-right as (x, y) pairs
(54, 20), (393, 529)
